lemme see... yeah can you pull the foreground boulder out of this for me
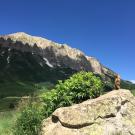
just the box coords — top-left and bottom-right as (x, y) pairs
(40, 89), (135, 135)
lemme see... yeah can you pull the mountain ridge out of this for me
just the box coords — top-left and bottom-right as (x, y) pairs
(0, 32), (114, 76)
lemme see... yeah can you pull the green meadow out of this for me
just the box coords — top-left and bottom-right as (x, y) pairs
(0, 81), (54, 135)
(0, 111), (17, 135)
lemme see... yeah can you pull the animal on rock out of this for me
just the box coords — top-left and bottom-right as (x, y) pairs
(114, 74), (121, 90)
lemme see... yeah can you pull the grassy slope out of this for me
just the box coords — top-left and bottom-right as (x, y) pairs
(0, 82), (54, 111)
(0, 81), (38, 112)
(0, 82), (37, 98)
(0, 82), (54, 135)
(0, 111), (18, 135)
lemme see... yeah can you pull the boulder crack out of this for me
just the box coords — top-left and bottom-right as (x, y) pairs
(52, 115), (94, 129)
(95, 113), (116, 120)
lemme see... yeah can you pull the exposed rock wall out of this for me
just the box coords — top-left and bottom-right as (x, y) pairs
(0, 32), (114, 75)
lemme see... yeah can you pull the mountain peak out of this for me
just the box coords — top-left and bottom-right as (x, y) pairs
(9, 32), (29, 36)
(4, 32), (33, 39)
(1, 32), (53, 48)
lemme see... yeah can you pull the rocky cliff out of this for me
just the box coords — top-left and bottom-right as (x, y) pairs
(0, 32), (115, 77)
(40, 89), (135, 135)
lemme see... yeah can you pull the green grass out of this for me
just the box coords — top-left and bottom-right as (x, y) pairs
(0, 97), (21, 111)
(0, 81), (54, 97)
(0, 81), (54, 111)
(0, 81), (54, 135)
(131, 89), (135, 96)
(0, 81), (40, 111)
(0, 111), (18, 135)
(0, 81), (37, 98)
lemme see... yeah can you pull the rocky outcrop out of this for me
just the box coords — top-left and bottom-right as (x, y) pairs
(0, 32), (114, 75)
(40, 90), (135, 135)
(86, 56), (102, 74)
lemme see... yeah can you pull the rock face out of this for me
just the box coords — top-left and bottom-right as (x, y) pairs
(86, 56), (102, 74)
(0, 32), (115, 75)
(41, 90), (135, 135)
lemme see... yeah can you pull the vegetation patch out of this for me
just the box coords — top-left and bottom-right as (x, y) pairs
(14, 71), (103, 135)
(0, 111), (18, 135)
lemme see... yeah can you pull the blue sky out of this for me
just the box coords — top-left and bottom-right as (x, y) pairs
(0, 0), (135, 81)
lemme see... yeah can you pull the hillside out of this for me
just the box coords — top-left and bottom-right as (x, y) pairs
(0, 32), (115, 82)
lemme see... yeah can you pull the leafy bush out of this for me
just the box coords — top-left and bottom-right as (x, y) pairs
(14, 71), (103, 134)
(42, 71), (103, 117)
(13, 103), (43, 135)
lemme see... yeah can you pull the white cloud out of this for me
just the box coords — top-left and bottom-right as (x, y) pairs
(130, 80), (135, 84)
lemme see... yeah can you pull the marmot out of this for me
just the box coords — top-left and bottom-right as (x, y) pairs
(114, 74), (121, 90)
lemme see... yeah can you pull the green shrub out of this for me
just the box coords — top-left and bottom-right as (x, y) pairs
(13, 103), (43, 135)
(42, 71), (103, 117)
